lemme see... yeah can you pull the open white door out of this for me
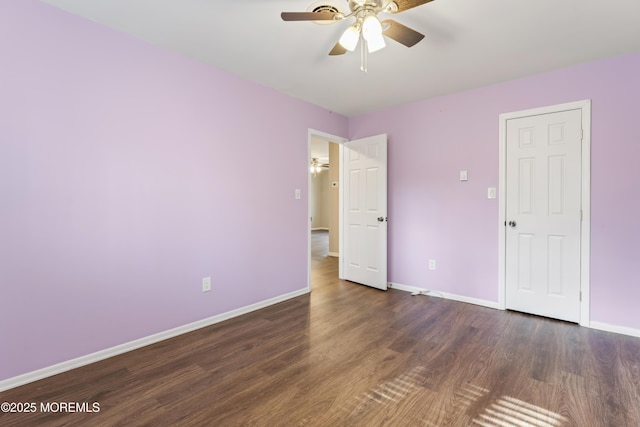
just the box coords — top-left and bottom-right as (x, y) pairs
(341, 134), (388, 290)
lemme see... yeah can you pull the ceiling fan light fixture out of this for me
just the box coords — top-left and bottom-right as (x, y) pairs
(339, 25), (360, 51)
(362, 15), (385, 53)
(366, 31), (386, 52)
(310, 158), (325, 175)
(362, 15), (383, 40)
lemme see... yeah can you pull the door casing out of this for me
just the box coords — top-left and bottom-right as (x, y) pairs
(498, 100), (591, 327)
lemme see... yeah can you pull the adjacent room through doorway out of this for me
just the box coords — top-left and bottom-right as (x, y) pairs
(309, 133), (342, 290)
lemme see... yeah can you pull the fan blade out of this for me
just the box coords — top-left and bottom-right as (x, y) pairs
(329, 42), (347, 56)
(388, 0), (435, 13)
(382, 19), (425, 47)
(281, 12), (338, 21)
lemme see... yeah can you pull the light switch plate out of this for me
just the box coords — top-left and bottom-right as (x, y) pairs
(460, 170), (468, 181)
(295, 189), (301, 200)
(202, 277), (212, 292)
(488, 187), (496, 199)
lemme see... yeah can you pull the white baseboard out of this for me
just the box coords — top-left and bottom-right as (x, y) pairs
(328, 252), (339, 258)
(589, 321), (640, 338)
(387, 282), (424, 294)
(0, 288), (309, 392)
(388, 282), (500, 310)
(388, 283), (640, 338)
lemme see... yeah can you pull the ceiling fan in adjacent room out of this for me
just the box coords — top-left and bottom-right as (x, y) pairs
(310, 158), (329, 176)
(281, 0), (435, 72)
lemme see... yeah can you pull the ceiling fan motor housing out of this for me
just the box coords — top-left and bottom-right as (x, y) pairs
(349, 0), (384, 13)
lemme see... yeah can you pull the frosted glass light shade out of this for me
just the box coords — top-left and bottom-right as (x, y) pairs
(339, 25), (359, 51)
(362, 15), (382, 41)
(366, 32), (386, 52)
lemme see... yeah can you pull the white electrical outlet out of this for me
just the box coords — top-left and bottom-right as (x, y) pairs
(202, 277), (212, 292)
(428, 260), (436, 270)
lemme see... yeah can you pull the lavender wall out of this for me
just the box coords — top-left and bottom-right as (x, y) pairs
(350, 52), (640, 330)
(0, 1), (348, 381)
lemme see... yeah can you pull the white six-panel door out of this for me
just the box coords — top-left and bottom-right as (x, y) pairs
(342, 134), (388, 290)
(505, 109), (582, 322)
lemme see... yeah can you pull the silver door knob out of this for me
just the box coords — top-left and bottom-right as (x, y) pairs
(508, 220), (517, 228)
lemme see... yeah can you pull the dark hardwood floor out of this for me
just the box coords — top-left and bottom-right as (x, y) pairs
(2, 230), (640, 426)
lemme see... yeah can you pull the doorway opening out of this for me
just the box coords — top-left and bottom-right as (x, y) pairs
(308, 129), (347, 291)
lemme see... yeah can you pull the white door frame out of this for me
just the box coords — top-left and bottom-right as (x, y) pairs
(307, 129), (348, 291)
(498, 99), (591, 326)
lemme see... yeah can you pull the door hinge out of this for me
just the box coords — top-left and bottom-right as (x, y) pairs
(580, 129), (584, 142)
(579, 291), (582, 302)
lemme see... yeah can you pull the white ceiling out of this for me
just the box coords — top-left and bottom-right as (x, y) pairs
(42, 0), (640, 117)
(310, 135), (331, 164)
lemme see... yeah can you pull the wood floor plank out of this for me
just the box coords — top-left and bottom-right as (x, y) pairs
(2, 230), (640, 426)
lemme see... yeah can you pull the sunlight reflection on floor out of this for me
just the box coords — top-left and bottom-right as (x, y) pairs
(341, 366), (428, 415)
(457, 383), (489, 409)
(472, 395), (568, 427)
(340, 369), (567, 426)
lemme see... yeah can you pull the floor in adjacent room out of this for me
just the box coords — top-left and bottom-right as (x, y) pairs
(1, 230), (640, 426)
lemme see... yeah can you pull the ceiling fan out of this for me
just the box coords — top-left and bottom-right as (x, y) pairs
(281, 0), (434, 71)
(310, 158), (329, 175)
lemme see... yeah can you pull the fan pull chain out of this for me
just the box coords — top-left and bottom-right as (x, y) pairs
(360, 36), (368, 73)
